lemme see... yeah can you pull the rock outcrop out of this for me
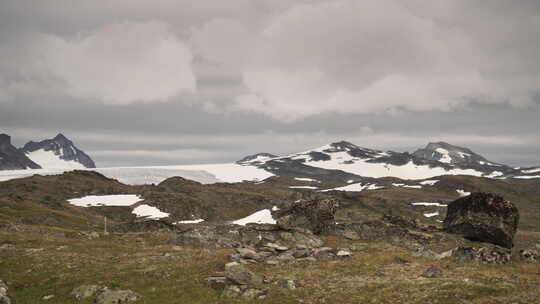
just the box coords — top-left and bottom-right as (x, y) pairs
(444, 193), (519, 248)
(174, 223), (323, 249)
(451, 245), (512, 264)
(274, 197), (338, 234)
(21, 133), (96, 168)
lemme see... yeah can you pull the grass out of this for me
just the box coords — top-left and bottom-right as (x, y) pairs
(1, 228), (539, 304)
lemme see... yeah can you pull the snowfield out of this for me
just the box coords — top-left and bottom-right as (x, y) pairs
(322, 183), (384, 192)
(67, 194), (142, 207)
(0, 163), (274, 185)
(287, 150), (484, 180)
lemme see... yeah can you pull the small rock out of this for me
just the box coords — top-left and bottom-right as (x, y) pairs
(276, 253), (295, 262)
(336, 250), (352, 257)
(313, 247), (335, 259)
(297, 257), (317, 262)
(236, 248), (257, 259)
(279, 279), (298, 290)
(42, 295), (55, 300)
(71, 285), (106, 300)
(95, 289), (139, 304)
(393, 257), (411, 265)
(0, 244), (15, 251)
(241, 288), (266, 300)
(265, 243), (289, 251)
(205, 276), (227, 290)
(293, 249), (310, 258)
(222, 285), (242, 299)
(224, 262), (263, 286)
(421, 266), (443, 278)
(266, 260), (279, 265)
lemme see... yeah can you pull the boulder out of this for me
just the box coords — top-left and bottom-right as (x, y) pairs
(274, 198), (338, 234)
(71, 284), (106, 300)
(444, 193), (519, 248)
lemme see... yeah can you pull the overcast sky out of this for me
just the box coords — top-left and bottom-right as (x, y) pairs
(1, 0), (539, 167)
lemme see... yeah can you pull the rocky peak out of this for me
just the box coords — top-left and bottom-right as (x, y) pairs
(412, 141), (489, 166)
(0, 133), (10, 145)
(0, 133), (41, 170)
(21, 133), (96, 168)
(237, 153), (278, 165)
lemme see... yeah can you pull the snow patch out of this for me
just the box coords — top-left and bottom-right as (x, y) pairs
(323, 183), (383, 192)
(424, 212), (439, 218)
(289, 186), (318, 190)
(435, 148), (452, 164)
(68, 194), (142, 207)
(521, 168), (540, 174)
(411, 202), (447, 207)
(232, 209), (276, 225)
(26, 149), (85, 169)
(294, 177), (319, 182)
(419, 180), (439, 186)
(132, 204), (169, 219)
(175, 219), (205, 224)
(456, 189), (471, 197)
(513, 175), (540, 179)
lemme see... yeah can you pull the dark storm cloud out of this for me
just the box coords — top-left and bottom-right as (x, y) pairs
(0, 0), (539, 166)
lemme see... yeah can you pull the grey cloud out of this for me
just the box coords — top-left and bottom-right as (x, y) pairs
(0, 0), (539, 167)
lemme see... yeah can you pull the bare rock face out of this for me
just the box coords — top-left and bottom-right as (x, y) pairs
(274, 198), (338, 234)
(443, 193), (519, 248)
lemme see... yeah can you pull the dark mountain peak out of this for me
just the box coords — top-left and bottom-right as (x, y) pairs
(0, 134), (11, 144)
(20, 134), (96, 168)
(53, 133), (70, 143)
(237, 153), (278, 164)
(424, 142), (473, 154)
(0, 133), (41, 170)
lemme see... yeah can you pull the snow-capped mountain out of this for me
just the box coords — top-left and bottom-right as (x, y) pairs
(237, 153), (279, 165)
(20, 133), (96, 169)
(239, 140), (536, 180)
(0, 134), (41, 170)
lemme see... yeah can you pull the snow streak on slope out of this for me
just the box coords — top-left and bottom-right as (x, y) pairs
(26, 149), (85, 169)
(322, 183), (384, 192)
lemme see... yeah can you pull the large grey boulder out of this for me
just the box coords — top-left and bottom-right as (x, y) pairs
(95, 289), (139, 304)
(224, 262), (263, 286)
(444, 193), (519, 248)
(274, 198), (338, 234)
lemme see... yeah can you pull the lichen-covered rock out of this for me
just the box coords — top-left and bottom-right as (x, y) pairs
(224, 262), (263, 286)
(519, 248), (540, 262)
(444, 193), (519, 248)
(0, 280), (10, 304)
(95, 289), (139, 304)
(274, 198), (338, 234)
(452, 245), (511, 264)
(70, 284), (106, 300)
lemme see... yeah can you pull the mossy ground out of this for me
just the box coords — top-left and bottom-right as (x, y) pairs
(1, 227), (539, 304)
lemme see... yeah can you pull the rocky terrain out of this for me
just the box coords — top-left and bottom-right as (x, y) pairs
(0, 170), (539, 303)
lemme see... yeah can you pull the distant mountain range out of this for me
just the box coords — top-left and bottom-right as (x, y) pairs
(237, 141), (540, 182)
(0, 133), (95, 170)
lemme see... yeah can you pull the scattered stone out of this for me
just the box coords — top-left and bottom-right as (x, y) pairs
(205, 277), (227, 291)
(0, 280), (11, 304)
(421, 266), (443, 278)
(313, 247), (335, 259)
(71, 285), (107, 300)
(224, 262), (263, 286)
(0, 244), (15, 251)
(444, 193), (519, 248)
(519, 248), (540, 262)
(279, 279), (299, 290)
(452, 245), (511, 264)
(222, 285), (266, 300)
(95, 289), (140, 304)
(393, 257), (411, 265)
(236, 248), (257, 259)
(265, 243), (289, 251)
(265, 260), (279, 265)
(42, 295), (55, 300)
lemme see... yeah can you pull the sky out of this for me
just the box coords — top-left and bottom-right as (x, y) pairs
(0, 0), (539, 167)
